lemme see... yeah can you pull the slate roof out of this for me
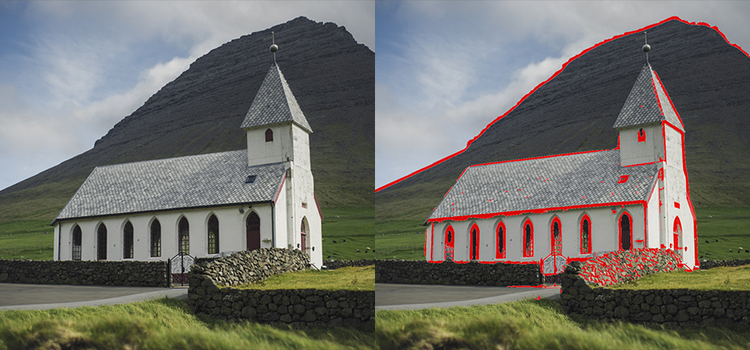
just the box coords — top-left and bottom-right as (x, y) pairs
(428, 150), (658, 221)
(241, 64), (313, 133)
(54, 150), (285, 222)
(612, 63), (685, 131)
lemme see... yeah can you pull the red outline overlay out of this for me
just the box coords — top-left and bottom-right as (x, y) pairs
(580, 214), (592, 254)
(523, 219), (534, 258)
(550, 217), (562, 255)
(376, 16), (747, 193)
(619, 211), (634, 251)
(673, 216), (682, 250)
(637, 128), (646, 143)
(273, 174), (286, 204)
(496, 221), (506, 259)
(470, 223), (480, 260)
(444, 225), (455, 261)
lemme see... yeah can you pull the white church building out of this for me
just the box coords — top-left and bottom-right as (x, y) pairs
(424, 63), (698, 271)
(52, 62), (323, 268)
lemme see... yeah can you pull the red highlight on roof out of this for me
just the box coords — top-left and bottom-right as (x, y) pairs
(375, 16), (749, 194)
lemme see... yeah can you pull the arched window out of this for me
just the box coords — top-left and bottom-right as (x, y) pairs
(619, 212), (632, 251)
(550, 217), (562, 255)
(523, 219), (534, 257)
(208, 215), (219, 254)
(123, 221), (134, 259)
(265, 128), (273, 142)
(637, 128), (646, 142)
(470, 224), (480, 260)
(178, 217), (189, 255)
(300, 218), (308, 251)
(673, 217), (682, 252)
(150, 219), (161, 257)
(496, 221), (506, 259)
(444, 225), (455, 261)
(72, 225), (82, 261)
(580, 215), (591, 254)
(246, 212), (260, 251)
(97, 223), (107, 261)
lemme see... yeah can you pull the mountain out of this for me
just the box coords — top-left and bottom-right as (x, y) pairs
(376, 18), (750, 221)
(0, 17), (374, 222)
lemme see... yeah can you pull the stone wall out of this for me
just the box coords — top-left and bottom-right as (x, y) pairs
(188, 248), (374, 327)
(561, 263), (750, 327)
(579, 248), (683, 286)
(0, 259), (168, 287)
(700, 259), (750, 270)
(375, 259), (542, 286)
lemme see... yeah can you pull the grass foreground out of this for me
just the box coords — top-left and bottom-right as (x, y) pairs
(235, 265), (375, 291)
(376, 298), (750, 350)
(0, 298), (375, 350)
(610, 264), (750, 291)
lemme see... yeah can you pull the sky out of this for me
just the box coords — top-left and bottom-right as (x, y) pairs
(375, 1), (750, 189)
(0, 1), (374, 191)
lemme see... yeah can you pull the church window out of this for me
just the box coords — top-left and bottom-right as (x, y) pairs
(496, 221), (506, 259)
(265, 128), (273, 142)
(123, 221), (134, 259)
(619, 211), (632, 251)
(150, 219), (161, 257)
(523, 219), (534, 257)
(580, 215), (591, 254)
(208, 215), (219, 254)
(470, 224), (480, 260)
(637, 128), (646, 142)
(551, 217), (562, 255)
(246, 212), (261, 251)
(97, 223), (107, 260)
(72, 225), (82, 261)
(178, 217), (190, 255)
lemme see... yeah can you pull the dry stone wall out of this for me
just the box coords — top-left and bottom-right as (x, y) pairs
(375, 260), (543, 286)
(324, 259), (377, 270)
(700, 259), (750, 270)
(579, 248), (683, 286)
(561, 262), (750, 327)
(188, 248), (374, 327)
(0, 259), (168, 287)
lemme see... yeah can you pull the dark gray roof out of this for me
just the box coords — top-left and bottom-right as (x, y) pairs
(55, 150), (285, 222)
(612, 63), (685, 131)
(240, 64), (312, 133)
(428, 150), (658, 221)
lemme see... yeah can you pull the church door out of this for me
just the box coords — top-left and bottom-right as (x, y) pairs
(620, 212), (632, 251)
(300, 219), (307, 251)
(246, 212), (261, 251)
(444, 225), (454, 261)
(673, 217), (682, 257)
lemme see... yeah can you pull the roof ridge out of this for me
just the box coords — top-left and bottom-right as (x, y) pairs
(95, 149), (246, 169)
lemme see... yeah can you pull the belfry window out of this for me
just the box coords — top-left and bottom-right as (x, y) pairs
(637, 128), (646, 142)
(265, 128), (273, 142)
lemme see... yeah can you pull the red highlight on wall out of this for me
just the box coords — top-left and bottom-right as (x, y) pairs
(376, 16), (749, 194)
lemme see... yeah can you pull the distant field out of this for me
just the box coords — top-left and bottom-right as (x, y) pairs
(376, 207), (750, 261)
(0, 207), (373, 261)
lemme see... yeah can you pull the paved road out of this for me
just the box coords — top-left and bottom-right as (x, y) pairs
(0, 283), (188, 310)
(376, 283), (560, 310)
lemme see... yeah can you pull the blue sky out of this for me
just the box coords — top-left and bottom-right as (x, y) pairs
(0, 1), (374, 191)
(375, 1), (750, 188)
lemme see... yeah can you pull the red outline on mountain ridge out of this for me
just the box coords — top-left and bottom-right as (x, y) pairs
(376, 16), (749, 193)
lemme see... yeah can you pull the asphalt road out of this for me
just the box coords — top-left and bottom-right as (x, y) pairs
(376, 283), (561, 310)
(0, 283), (187, 310)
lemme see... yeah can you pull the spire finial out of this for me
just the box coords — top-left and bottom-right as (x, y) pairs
(642, 31), (651, 63)
(270, 31), (278, 64)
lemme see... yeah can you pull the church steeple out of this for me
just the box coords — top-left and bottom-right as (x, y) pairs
(613, 63), (684, 132)
(241, 63), (313, 133)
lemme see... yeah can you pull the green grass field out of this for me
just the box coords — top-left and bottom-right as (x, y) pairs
(376, 207), (750, 261)
(235, 265), (374, 291)
(0, 298), (375, 350)
(376, 298), (750, 350)
(610, 264), (750, 291)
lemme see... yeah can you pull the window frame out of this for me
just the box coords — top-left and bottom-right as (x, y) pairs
(207, 215), (219, 255)
(495, 221), (506, 259)
(123, 221), (134, 259)
(580, 214), (592, 254)
(522, 219), (534, 258)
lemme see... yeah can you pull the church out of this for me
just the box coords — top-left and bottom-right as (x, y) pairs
(424, 63), (698, 271)
(52, 59), (323, 268)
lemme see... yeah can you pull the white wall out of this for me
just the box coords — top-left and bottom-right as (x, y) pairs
(619, 124), (664, 166)
(246, 123), (290, 167)
(54, 204), (276, 261)
(663, 125), (697, 269)
(427, 205), (646, 264)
